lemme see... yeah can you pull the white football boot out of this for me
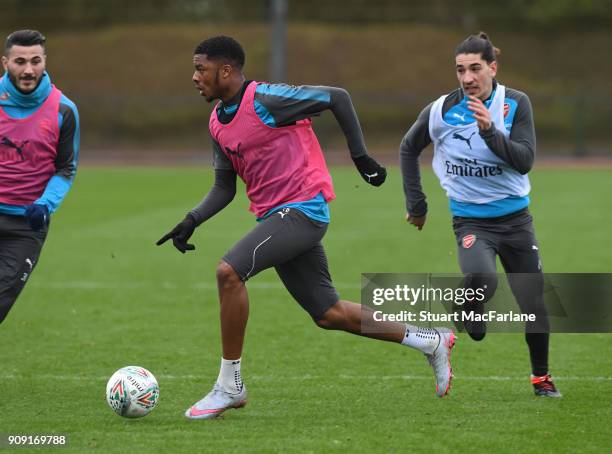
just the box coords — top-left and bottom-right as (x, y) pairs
(425, 328), (456, 397)
(185, 382), (247, 420)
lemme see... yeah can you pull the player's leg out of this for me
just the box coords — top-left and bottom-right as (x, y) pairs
(217, 208), (329, 358)
(498, 212), (560, 397)
(453, 219), (499, 341)
(186, 208), (330, 419)
(216, 261), (249, 360)
(274, 243), (403, 341)
(0, 215), (47, 325)
(275, 242), (455, 397)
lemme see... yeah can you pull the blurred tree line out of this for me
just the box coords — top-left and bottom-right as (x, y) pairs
(1, 0), (611, 31)
(1, 0), (610, 155)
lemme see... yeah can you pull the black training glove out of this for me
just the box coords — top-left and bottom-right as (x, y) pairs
(24, 204), (50, 231)
(352, 155), (387, 187)
(156, 214), (197, 253)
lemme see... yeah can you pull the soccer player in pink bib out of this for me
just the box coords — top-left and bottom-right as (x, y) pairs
(0, 30), (79, 325)
(157, 36), (455, 419)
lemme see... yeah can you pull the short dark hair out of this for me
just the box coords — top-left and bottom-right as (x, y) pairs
(455, 32), (500, 63)
(5, 30), (46, 53)
(194, 35), (245, 69)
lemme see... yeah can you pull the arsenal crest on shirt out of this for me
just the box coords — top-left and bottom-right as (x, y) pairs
(462, 234), (476, 249)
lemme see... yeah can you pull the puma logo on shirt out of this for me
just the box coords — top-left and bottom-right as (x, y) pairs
(452, 131), (476, 150)
(1, 136), (29, 160)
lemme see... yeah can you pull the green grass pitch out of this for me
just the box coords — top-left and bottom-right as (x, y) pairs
(1, 167), (611, 452)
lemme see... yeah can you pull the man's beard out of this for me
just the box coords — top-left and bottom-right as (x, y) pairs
(8, 72), (40, 94)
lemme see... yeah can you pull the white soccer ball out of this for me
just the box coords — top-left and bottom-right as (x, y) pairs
(105, 366), (160, 418)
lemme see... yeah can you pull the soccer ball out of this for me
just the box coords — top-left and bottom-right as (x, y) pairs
(105, 366), (160, 418)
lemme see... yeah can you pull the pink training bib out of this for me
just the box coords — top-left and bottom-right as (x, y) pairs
(209, 81), (335, 217)
(0, 85), (61, 205)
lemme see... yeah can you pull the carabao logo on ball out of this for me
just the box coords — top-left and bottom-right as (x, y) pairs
(106, 366), (160, 418)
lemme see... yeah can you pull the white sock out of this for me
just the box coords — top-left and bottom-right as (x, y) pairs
(401, 325), (440, 355)
(217, 357), (243, 394)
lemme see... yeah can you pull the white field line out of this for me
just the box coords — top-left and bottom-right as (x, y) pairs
(28, 281), (362, 290)
(1, 374), (610, 382)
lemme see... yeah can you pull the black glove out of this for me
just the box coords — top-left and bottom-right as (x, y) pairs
(352, 155), (387, 186)
(24, 204), (50, 231)
(156, 214), (197, 253)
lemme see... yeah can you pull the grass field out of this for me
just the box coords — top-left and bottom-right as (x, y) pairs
(1, 167), (611, 453)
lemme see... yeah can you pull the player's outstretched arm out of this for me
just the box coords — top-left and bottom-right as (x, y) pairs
(400, 103), (433, 230)
(325, 87), (386, 186)
(253, 83), (386, 186)
(156, 167), (237, 254)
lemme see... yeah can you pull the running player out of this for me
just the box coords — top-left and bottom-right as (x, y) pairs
(400, 32), (560, 397)
(0, 30), (79, 324)
(157, 35), (456, 419)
